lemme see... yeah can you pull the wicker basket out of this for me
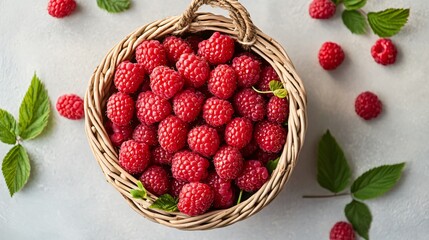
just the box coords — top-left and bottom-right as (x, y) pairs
(85, 0), (307, 230)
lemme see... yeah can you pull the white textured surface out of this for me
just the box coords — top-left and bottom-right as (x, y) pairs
(0, 0), (428, 239)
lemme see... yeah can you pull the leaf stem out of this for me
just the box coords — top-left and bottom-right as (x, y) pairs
(302, 192), (350, 199)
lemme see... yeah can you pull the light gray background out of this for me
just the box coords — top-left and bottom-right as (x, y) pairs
(0, 0), (428, 239)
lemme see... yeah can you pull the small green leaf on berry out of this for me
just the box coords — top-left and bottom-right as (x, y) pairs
(97, 0), (130, 13)
(2, 144), (31, 197)
(130, 181), (147, 199)
(367, 8), (410, 37)
(342, 10), (367, 34)
(150, 194), (178, 212)
(0, 109), (17, 144)
(269, 80), (283, 92)
(273, 89), (288, 99)
(266, 157), (280, 174)
(345, 200), (372, 240)
(343, 0), (367, 10)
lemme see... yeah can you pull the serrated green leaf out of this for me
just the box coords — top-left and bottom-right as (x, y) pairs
(0, 109), (17, 144)
(273, 89), (288, 99)
(343, 0), (367, 10)
(342, 10), (367, 34)
(130, 180), (147, 199)
(351, 163), (405, 200)
(317, 130), (352, 193)
(18, 74), (50, 140)
(331, 0), (342, 5)
(97, 0), (130, 13)
(269, 80), (283, 92)
(345, 200), (372, 240)
(266, 157), (280, 174)
(2, 144), (30, 197)
(368, 8), (410, 37)
(150, 194), (178, 212)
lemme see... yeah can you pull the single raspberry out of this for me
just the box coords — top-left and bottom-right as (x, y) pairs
(236, 160), (269, 192)
(136, 91), (172, 125)
(206, 172), (235, 209)
(176, 53), (210, 88)
(119, 140), (151, 175)
(233, 88), (266, 122)
(203, 97), (234, 127)
(47, 0), (76, 18)
(255, 149), (279, 164)
(158, 116), (188, 153)
(213, 146), (244, 180)
(309, 0), (336, 19)
(330, 221), (355, 240)
(198, 32), (235, 65)
(257, 65), (280, 92)
(113, 61), (146, 94)
(232, 54), (261, 87)
(188, 125), (220, 157)
(371, 38), (397, 65)
(267, 96), (289, 124)
(354, 91), (382, 120)
(170, 179), (187, 198)
(162, 36), (193, 63)
(178, 182), (214, 216)
(224, 117), (253, 149)
(152, 146), (174, 165)
(56, 94), (84, 120)
(318, 42), (345, 70)
(108, 122), (133, 147)
(106, 92), (135, 126)
(240, 139), (258, 158)
(150, 66), (184, 99)
(186, 35), (204, 53)
(139, 165), (170, 196)
(171, 151), (210, 182)
(135, 40), (167, 74)
(208, 64), (237, 99)
(132, 123), (157, 146)
(254, 121), (287, 153)
(173, 89), (205, 122)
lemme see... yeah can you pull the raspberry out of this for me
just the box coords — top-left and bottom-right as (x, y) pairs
(162, 36), (193, 63)
(188, 125), (220, 157)
(371, 38), (397, 65)
(135, 40), (167, 74)
(186, 35), (203, 53)
(318, 42), (345, 70)
(232, 54), (261, 87)
(150, 66), (184, 99)
(198, 32), (235, 65)
(178, 182), (214, 216)
(354, 91), (382, 120)
(170, 179), (187, 198)
(330, 221), (355, 240)
(152, 146), (174, 165)
(233, 88), (266, 122)
(132, 123), (157, 146)
(139, 165), (170, 196)
(309, 0), (336, 19)
(203, 97), (234, 127)
(208, 64), (237, 99)
(113, 61), (145, 94)
(108, 122), (133, 147)
(106, 92), (135, 126)
(213, 146), (244, 180)
(158, 116), (188, 153)
(173, 89), (205, 122)
(119, 140), (151, 175)
(47, 0), (76, 18)
(235, 160), (269, 192)
(257, 65), (280, 93)
(267, 96), (289, 124)
(254, 121), (287, 153)
(255, 149), (279, 164)
(206, 172), (235, 209)
(224, 117), (253, 149)
(176, 53), (210, 88)
(56, 94), (84, 120)
(136, 91), (172, 125)
(171, 151), (210, 182)
(240, 139), (258, 158)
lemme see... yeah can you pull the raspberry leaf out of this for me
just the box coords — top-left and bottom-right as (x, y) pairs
(331, 0), (342, 5)
(130, 181), (147, 199)
(343, 0), (367, 10)
(342, 10), (367, 34)
(266, 157), (280, 174)
(367, 8), (410, 37)
(150, 194), (178, 212)
(2, 144), (30, 197)
(269, 80), (283, 92)
(344, 200), (372, 240)
(273, 89), (288, 99)
(351, 163), (405, 200)
(0, 109), (17, 144)
(97, 0), (130, 13)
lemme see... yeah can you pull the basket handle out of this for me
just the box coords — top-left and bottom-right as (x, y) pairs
(176, 0), (256, 48)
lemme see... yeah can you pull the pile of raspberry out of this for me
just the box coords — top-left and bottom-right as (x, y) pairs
(104, 32), (289, 216)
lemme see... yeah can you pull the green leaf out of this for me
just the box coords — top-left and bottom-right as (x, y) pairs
(269, 80), (283, 92)
(367, 8), (410, 37)
(273, 89), (288, 99)
(351, 163), (405, 200)
(18, 74), (50, 140)
(345, 200), (372, 240)
(150, 194), (178, 212)
(342, 10), (367, 34)
(331, 0), (342, 5)
(130, 181), (147, 199)
(97, 0), (130, 13)
(2, 144), (31, 197)
(343, 0), (367, 10)
(266, 157), (280, 174)
(317, 130), (352, 193)
(0, 109), (17, 144)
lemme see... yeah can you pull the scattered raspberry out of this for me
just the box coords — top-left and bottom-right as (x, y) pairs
(233, 88), (266, 122)
(203, 97), (234, 127)
(113, 61), (145, 94)
(136, 91), (172, 125)
(109, 122), (133, 147)
(208, 64), (237, 99)
(176, 53), (210, 88)
(150, 66), (184, 99)
(152, 146), (174, 165)
(56, 94), (84, 120)
(158, 116), (188, 153)
(371, 38), (397, 65)
(132, 123), (157, 146)
(178, 182), (214, 216)
(198, 32), (235, 65)
(254, 121), (287, 153)
(206, 172), (235, 209)
(173, 89), (205, 122)
(47, 0), (76, 18)
(240, 139), (258, 158)
(162, 36), (193, 63)
(255, 149), (279, 164)
(186, 35), (203, 53)
(171, 151), (210, 182)
(188, 125), (220, 157)
(330, 221), (355, 240)
(235, 160), (269, 192)
(267, 96), (289, 124)
(119, 140), (151, 175)
(257, 65), (280, 93)
(139, 165), (170, 196)
(354, 91), (382, 120)
(106, 92), (135, 126)
(135, 40), (167, 74)
(309, 0), (336, 19)
(224, 117), (253, 149)
(170, 178), (187, 198)
(213, 146), (244, 180)
(318, 42), (345, 70)
(232, 54), (261, 87)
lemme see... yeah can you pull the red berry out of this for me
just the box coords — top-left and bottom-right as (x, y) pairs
(47, 0), (76, 18)
(173, 89), (205, 122)
(106, 92), (135, 126)
(186, 35), (203, 53)
(235, 160), (269, 192)
(135, 40), (167, 74)
(240, 139), (258, 158)
(152, 146), (174, 165)
(188, 125), (220, 157)
(203, 97), (234, 127)
(354, 91), (382, 120)
(158, 116), (188, 153)
(254, 121), (287, 153)
(371, 38), (397, 65)
(132, 123), (157, 146)
(162, 36), (193, 63)
(114, 61), (146, 94)
(267, 96), (289, 124)
(255, 149), (279, 164)
(213, 146), (244, 180)
(208, 64), (237, 99)
(178, 182), (214, 216)
(330, 221), (355, 240)
(206, 172), (235, 209)
(198, 32), (235, 65)
(224, 117), (253, 149)
(171, 151), (210, 182)
(170, 178), (187, 198)
(139, 165), (170, 196)
(233, 88), (266, 122)
(56, 94), (84, 120)
(232, 54), (261, 87)
(176, 53), (210, 88)
(150, 66), (184, 99)
(136, 91), (172, 125)
(119, 140), (151, 175)
(318, 42), (345, 70)
(309, 0), (336, 19)
(257, 65), (280, 93)
(108, 121), (133, 147)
